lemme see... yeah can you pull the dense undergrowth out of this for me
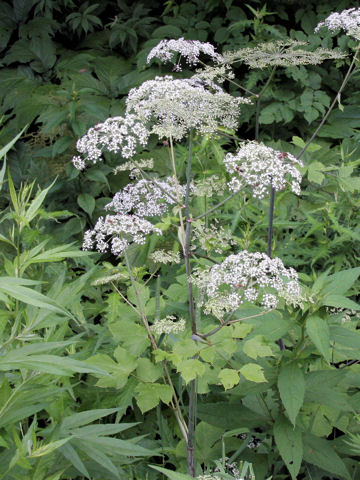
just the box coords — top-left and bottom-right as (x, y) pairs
(1, 1), (360, 479)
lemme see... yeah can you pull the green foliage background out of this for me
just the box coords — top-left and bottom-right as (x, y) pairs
(0, 0), (360, 479)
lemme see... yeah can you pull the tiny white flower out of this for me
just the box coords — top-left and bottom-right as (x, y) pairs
(315, 8), (360, 40)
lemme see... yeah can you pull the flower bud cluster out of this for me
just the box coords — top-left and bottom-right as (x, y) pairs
(195, 250), (301, 318)
(126, 76), (251, 140)
(222, 40), (345, 69)
(192, 220), (236, 254)
(113, 158), (154, 178)
(315, 8), (360, 40)
(105, 177), (183, 218)
(151, 316), (186, 335)
(150, 250), (181, 264)
(82, 214), (162, 255)
(72, 115), (149, 170)
(224, 141), (303, 198)
(147, 37), (222, 70)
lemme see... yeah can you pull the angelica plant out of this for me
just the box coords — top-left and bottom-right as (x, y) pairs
(71, 24), (360, 480)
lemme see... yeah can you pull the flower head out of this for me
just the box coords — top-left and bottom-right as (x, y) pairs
(72, 115), (149, 169)
(105, 177), (183, 217)
(147, 38), (222, 70)
(82, 214), (162, 256)
(224, 141), (303, 198)
(315, 8), (360, 40)
(195, 250), (301, 318)
(150, 250), (181, 264)
(113, 158), (154, 178)
(125, 75), (251, 140)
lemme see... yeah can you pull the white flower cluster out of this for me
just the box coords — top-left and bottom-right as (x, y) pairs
(315, 8), (360, 40)
(151, 315), (186, 335)
(224, 141), (303, 199)
(222, 40), (345, 69)
(196, 250), (301, 318)
(72, 115), (149, 170)
(126, 76), (251, 140)
(92, 272), (127, 286)
(105, 177), (183, 218)
(150, 250), (181, 264)
(147, 38), (222, 70)
(82, 214), (162, 255)
(113, 158), (154, 178)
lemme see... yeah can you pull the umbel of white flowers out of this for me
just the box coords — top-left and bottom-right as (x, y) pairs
(105, 177), (185, 218)
(315, 7), (360, 40)
(194, 251), (301, 318)
(224, 141), (303, 199)
(146, 37), (223, 70)
(125, 75), (250, 140)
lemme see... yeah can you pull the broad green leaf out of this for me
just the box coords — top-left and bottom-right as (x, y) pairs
(231, 322), (253, 338)
(135, 383), (172, 413)
(127, 281), (150, 307)
(330, 326), (360, 350)
(136, 358), (162, 383)
(303, 434), (351, 480)
(243, 335), (274, 359)
(218, 368), (240, 390)
(77, 434), (157, 457)
(274, 415), (303, 480)
(109, 318), (149, 355)
(77, 193), (95, 216)
(322, 294), (360, 310)
(176, 358), (205, 383)
(306, 316), (331, 363)
(240, 363), (267, 383)
(76, 440), (119, 477)
(278, 363), (305, 426)
(308, 161), (325, 184)
(197, 403), (268, 429)
(322, 267), (360, 296)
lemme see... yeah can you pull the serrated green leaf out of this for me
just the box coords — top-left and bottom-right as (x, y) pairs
(240, 363), (267, 383)
(136, 358), (162, 383)
(322, 294), (360, 310)
(231, 322), (253, 338)
(176, 358), (205, 383)
(218, 368), (240, 390)
(135, 383), (172, 413)
(243, 335), (274, 359)
(278, 363), (305, 426)
(306, 316), (331, 363)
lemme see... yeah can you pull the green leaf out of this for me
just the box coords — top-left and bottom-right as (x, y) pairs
(61, 408), (120, 430)
(29, 438), (71, 458)
(330, 326), (360, 350)
(176, 358), (205, 383)
(218, 368), (240, 390)
(59, 443), (90, 478)
(322, 294), (360, 310)
(278, 363), (305, 426)
(308, 161), (325, 184)
(0, 125), (28, 160)
(306, 316), (331, 363)
(135, 383), (173, 413)
(274, 415), (303, 480)
(240, 363), (267, 383)
(0, 279), (72, 317)
(231, 323), (253, 338)
(322, 268), (360, 296)
(25, 179), (56, 222)
(303, 434), (351, 480)
(243, 335), (274, 359)
(77, 193), (95, 216)
(136, 358), (162, 383)
(150, 466), (192, 480)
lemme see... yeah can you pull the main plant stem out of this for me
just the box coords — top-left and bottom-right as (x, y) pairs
(184, 131), (197, 477)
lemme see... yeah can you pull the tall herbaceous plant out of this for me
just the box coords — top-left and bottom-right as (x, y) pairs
(72, 10), (360, 480)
